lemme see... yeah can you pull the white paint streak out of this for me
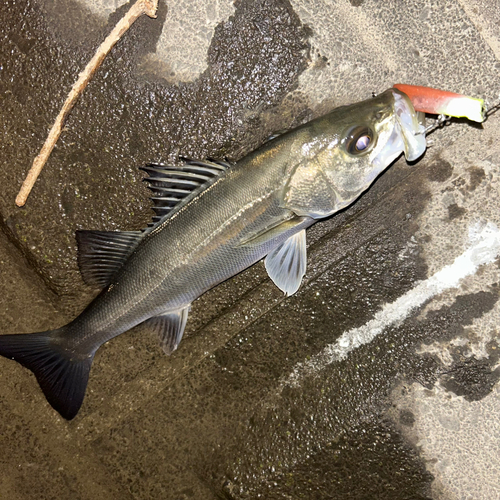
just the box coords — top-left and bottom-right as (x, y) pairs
(283, 222), (500, 388)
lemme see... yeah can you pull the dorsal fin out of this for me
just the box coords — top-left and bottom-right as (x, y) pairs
(76, 159), (231, 289)
(76, 230), (143, 288)
(141, 158), (230, 227)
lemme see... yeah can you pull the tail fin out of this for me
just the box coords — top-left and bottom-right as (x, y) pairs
(0, 331), (94, 420)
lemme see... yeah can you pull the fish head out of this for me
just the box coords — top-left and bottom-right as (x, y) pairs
(282, 88), (426, 219)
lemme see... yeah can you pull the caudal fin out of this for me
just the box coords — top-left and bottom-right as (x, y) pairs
(0, 331), (94, 420)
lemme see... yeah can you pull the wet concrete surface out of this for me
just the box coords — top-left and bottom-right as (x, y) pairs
(1, 0), (500, 498)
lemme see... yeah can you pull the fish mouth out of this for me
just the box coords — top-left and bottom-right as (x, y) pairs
(373, 89), (427, 169)
(393, 89), (427, 161)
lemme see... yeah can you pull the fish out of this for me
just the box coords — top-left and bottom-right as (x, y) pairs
(0, 88), (426, 419)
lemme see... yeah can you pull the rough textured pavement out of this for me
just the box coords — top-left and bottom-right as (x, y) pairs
(1, 0), (500, 498)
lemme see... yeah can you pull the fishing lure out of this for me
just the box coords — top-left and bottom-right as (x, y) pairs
(394, 83), (486, 123)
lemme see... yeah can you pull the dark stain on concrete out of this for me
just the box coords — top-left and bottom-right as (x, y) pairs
(427, 290), (498, 342)
(467, 165), (486, 191)
(451, 175), (468, 192)
(399, 409), (415, 427)
(39, 0), (109, 51)
(426, 157), (453, 183)
(220, 422), (433, 499)
(350, 0), (365, 7)
(406, 290), (500, 400)
(440, 356), (500, 401)
(447, 202), (466, 220)
(202, 278), (499, 497)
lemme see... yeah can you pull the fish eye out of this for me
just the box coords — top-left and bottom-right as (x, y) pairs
(345, 126), (374, 156)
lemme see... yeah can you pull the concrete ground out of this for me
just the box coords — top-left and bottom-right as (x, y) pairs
(1, 0), (499, 498)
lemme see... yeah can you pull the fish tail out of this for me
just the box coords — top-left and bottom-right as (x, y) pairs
(0, 329), (94, 420)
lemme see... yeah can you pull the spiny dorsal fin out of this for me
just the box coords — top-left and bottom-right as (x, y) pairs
(141, 158), (230, 226)
(76, 230), (143, 288)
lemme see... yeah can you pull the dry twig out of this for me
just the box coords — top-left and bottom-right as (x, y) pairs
(16, 0), (159, 207)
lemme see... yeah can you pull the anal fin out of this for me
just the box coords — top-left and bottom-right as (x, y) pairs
(145, 306), (190, 355)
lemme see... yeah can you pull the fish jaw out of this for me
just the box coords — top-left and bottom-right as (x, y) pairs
(392, 89), (426, 161)
(368, 89), (427, 179)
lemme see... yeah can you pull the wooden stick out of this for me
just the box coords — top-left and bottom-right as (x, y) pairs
(15, 0), (159, 207)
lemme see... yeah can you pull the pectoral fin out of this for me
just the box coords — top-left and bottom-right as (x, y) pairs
(145, 306), (190, 355)
(265, 229), (307, 297)
(238, 216), (311, 247)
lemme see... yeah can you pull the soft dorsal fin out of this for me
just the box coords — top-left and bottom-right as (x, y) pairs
(76, 230), (143, 288)
(265, 229), (307, 297)
(141, 158), (230, 226)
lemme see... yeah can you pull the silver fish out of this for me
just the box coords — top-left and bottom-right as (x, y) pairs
(0, 89), (426, 419)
